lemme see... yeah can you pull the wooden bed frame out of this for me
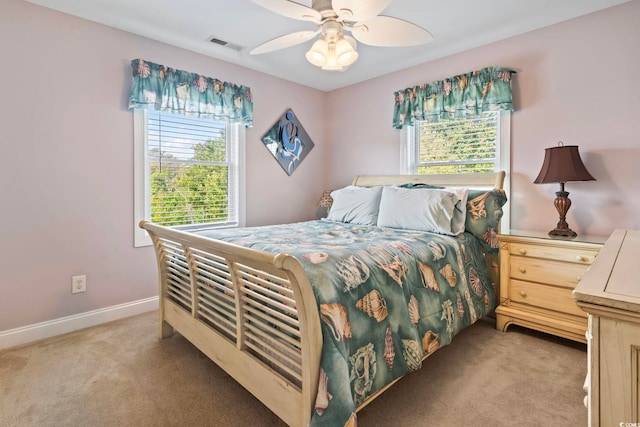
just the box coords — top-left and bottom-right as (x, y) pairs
(140, 171), (505, 427)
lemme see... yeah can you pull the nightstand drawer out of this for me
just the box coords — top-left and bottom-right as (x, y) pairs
(509, 242), (597, 265)
(511, 279), (586, 317)
(510, 257), (589, 288)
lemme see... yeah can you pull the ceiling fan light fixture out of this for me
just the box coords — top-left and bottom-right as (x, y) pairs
(308, 33), (358, 71)
(305, 38), (329, 67)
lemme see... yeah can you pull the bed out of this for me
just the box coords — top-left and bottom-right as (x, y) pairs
(140, 171), (506, 427)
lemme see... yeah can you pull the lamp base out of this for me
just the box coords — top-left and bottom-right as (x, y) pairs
(548, 227), (577, 238)
(549, 189), (577, 238)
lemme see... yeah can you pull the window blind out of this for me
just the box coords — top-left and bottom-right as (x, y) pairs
(147, 110), (239, 228)
(415, 112), (498, 174)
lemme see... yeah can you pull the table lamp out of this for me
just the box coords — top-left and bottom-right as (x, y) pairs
(533, 142), (595, 237)
(317, 189), (333, 214)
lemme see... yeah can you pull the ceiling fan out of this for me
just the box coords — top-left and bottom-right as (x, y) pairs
(249, 0), (433, 71)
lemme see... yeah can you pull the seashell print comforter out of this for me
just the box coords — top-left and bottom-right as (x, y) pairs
(198, 220), (496, 426)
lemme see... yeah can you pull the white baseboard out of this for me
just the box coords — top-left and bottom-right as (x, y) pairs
(0, 296), (159, 350)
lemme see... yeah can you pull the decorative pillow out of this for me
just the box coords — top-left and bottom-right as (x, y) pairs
(377, 186), (460, 235)
(326, 186), (383, 225)
(465, 189), (507, 252)
(397, 184), (469, 235)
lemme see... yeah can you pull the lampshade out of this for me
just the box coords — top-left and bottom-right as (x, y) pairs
(305, 38), (329, 67)
(533, 143), (595, 184)
(335, 37), (358, 67)
(317, 189), (333, 210)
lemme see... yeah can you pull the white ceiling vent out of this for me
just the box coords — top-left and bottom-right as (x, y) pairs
(207, 36), (243, 51)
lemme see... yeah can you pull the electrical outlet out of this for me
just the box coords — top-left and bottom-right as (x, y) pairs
(71, 275), (86, 294)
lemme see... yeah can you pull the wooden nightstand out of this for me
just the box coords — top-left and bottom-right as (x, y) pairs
(495, 230), (606, 343)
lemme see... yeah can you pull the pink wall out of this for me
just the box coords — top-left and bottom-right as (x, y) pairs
(326, 1), (640, 237)
(0, 0), (327, 331)
(1, 0), (638, 333)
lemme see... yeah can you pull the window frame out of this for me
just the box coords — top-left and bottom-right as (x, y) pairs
(133, 109), (246, 247)
(400, 111), (511, 230)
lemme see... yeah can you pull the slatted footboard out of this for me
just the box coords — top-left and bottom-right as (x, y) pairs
(140, 221), (322, 427)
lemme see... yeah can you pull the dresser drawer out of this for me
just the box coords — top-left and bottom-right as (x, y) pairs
(509, 242), (598, 265)
(510, 257), (589, 288)
(511, 279), (586, 317)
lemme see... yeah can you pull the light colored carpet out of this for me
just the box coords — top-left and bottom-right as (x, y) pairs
(0, 312), (587, 426)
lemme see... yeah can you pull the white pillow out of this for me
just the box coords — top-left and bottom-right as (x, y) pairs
(376, 186), (460, 235)
(327, 186), (383, 225)
(396, 185), (469, 235)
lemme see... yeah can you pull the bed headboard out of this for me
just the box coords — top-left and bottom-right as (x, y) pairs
(352, 171), (505, 190)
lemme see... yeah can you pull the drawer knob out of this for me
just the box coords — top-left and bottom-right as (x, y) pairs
(519, 290), (527, 298)
(577, 276), (582, 282)
(519, 267), (527, 274)
(519, 248), (527, 255)
(576, 255), (585, 262)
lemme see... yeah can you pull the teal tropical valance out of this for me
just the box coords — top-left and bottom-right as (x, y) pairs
(392, 66), (515, 129)
(128, 59), (253, 128)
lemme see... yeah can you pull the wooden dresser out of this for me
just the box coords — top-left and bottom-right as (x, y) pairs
(495, 230), (605, 342)
(573, 229), (640, 426)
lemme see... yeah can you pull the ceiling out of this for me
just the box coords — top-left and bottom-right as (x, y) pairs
(25, 0), (630, 91)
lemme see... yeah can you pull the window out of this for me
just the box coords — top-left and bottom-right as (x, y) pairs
(401, 111), (510, 228)
(134, 110), (245, 247)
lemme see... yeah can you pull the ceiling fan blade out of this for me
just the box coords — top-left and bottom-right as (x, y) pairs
(332, 0), (392, 22)
(250, 31), (319, 55)
(349, 16), (433, 47)
(251, 0), (321, 22)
